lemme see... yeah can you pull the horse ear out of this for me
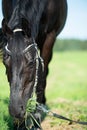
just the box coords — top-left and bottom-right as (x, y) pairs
(2, 19), (13, 36)
(22, 18), (31, 37)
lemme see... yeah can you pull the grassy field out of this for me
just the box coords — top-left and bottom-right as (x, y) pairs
(0, 51), (87, 130)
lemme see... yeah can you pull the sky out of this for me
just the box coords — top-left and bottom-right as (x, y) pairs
(0, 0), (87, 40)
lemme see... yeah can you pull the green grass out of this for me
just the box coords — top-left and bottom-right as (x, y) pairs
(46, 51), (87, 101)
(0, 51), (87, 130)
(0, 60), (14, 130)
(45, 51), (87, 129)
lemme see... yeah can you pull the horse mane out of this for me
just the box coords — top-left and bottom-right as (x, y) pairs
(8, 0), (47, 38)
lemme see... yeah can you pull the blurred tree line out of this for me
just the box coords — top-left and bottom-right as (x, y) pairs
(54, 39), (87, 52)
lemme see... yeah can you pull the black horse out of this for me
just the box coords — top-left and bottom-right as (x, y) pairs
(0, 0), (67, 129)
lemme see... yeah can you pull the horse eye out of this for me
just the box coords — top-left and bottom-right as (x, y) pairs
(3, 53), (11, 66)
(3, 51), (10, 59)
(27, 60), (34, 67)
(29, 61), (34, 66)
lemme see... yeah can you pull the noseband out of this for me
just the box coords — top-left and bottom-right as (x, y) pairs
(5, 28), (44, 97)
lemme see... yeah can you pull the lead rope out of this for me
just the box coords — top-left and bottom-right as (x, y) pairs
(37, 103), (87, 126)
(25, 43), (44, 130)
(32, 43), (44, 97)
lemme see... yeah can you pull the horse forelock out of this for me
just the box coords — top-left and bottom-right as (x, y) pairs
(9, 32), (25, 53)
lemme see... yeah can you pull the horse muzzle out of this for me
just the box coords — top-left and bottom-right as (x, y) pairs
(9, 98), (26, 119)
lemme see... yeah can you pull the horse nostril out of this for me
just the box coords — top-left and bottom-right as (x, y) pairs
(20, 105), (25, 117)
(9, 103), (25, 118)
(21, 105), (24, 110)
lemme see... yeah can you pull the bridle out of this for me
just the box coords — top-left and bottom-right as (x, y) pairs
(5, 28), (44, 98)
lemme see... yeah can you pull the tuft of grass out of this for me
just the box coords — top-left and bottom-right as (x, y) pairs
(25, 95), (42, 130)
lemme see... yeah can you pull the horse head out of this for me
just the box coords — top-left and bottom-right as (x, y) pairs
(2, 20), (43, 119)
